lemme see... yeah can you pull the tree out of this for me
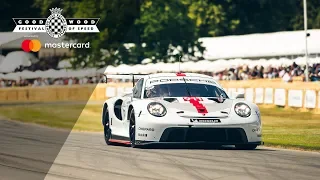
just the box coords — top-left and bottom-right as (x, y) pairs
(186, 0), (300, 37)
(35, 0), (139, 68)
(0, 0), (41, 31)
(133, 0), (205, 63)
(290, 0), (320, 30)
(185, 0), (239, 37)
(31, 0), (320, 68)
(230, 0), (299, 35)
(34, 0), (206, 67)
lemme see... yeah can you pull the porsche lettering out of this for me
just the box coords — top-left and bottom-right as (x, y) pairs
(149, 78), (216, 84)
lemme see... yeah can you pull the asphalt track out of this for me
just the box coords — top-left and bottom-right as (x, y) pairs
(0, 119), (319, 180)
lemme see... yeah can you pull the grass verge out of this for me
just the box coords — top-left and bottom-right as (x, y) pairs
(0, 104), (319, 151)
(260, 106), (320, 151)
(0, 103), (103, 132)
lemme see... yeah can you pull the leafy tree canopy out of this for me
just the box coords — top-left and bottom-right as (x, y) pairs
(1, 0), (317, 68)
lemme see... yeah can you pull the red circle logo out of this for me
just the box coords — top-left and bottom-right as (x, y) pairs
(21, 39), (41, 52)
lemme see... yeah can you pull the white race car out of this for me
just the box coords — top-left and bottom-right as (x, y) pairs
(102, 72), (262, 149)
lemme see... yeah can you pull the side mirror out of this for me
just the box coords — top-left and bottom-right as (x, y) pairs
(235, 93), (245, 99)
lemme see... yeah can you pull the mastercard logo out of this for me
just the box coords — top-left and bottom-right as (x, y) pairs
(21, 39), (42, 52)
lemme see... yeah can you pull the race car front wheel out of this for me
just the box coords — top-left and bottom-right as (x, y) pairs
(103, 108), (112, 145)
(235, 144), (258, 150)
(129, 109), (137, 148)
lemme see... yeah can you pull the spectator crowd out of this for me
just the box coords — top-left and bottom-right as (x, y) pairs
(213, 62), (320, 82)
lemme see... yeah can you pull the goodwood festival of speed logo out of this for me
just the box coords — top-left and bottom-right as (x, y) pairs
(13, 7), (99, 39)
(45, 8), (67, 38)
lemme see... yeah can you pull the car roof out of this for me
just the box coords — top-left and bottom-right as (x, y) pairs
(146, 72), (214, 79)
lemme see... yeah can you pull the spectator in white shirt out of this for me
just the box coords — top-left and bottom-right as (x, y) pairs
(282, 68), (292, 82)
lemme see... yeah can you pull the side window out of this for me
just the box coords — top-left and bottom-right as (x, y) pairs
(133, 79), (144, 99)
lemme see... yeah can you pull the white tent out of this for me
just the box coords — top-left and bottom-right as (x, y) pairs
(0, 55), (5, 65)
(19, 70), (38, 79)
(0, 51), (39, 73)
(2, 56), (320, 79)
(199, 29), (320, 60)
(58, 60), (72, 69)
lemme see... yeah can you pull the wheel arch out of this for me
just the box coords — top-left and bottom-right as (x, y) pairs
(102, 103), (108, 126)
(127, 105), (134, 120)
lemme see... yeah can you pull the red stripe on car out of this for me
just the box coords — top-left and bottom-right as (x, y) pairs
(183, 97), (208, 114)
(176, 72), (186, 76)
(109, 139), (131, 144)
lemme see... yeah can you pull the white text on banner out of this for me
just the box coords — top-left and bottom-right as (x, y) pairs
(255, 88), (264, 104)
(228, 88), (237, 98)
(237, 88), (245, 94)
(106, 87), (116, 97)
(264, 88), (273, 104)
(125, 87), (133, 93)
(318, 91), (320, 108)
(305, 90), (316, 108)
(274, 89), (286, 106)
(288, 90), (303, 107)
(245, 88), (254, 102)
(117, 87), (125, 96)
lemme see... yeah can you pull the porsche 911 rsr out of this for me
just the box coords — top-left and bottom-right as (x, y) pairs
(101, 72), (262, 150)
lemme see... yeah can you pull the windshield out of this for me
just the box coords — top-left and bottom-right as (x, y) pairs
(144, 83), (228, 98)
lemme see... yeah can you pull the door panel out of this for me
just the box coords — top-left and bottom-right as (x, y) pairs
(123, 78), (144, 138)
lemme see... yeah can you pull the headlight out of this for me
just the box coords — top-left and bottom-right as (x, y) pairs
(147, 102), (167, 117)
(234, 103), (251, 117)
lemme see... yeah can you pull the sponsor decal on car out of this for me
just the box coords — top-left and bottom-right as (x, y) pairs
(190, 119), (221, 123)
(252, 127), (262, 137)
(138, 127), (155, 131)
(252, 127), (261, 132)
(138, 133), (148, 137)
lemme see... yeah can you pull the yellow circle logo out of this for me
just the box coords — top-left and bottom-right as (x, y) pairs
(21, 39), (42, 52)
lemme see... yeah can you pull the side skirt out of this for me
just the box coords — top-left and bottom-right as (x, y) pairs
(109, 135), (131, 145)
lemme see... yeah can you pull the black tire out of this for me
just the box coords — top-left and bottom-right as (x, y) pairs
(235, 144), (258, 150)
(129, 109), (137, 148)
(103, 108), (112, 145)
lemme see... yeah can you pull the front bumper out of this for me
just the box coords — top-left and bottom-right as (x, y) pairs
(136, 127), (263, 146)
(135, 113), (262, 145)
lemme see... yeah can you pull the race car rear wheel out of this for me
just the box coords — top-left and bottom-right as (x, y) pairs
(129, 109), (137, 148)
(103, 108), (112, 145)
(235, 144), (258, 150)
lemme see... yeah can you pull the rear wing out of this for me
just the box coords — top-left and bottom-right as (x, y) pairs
(102, 73), (148, 87)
